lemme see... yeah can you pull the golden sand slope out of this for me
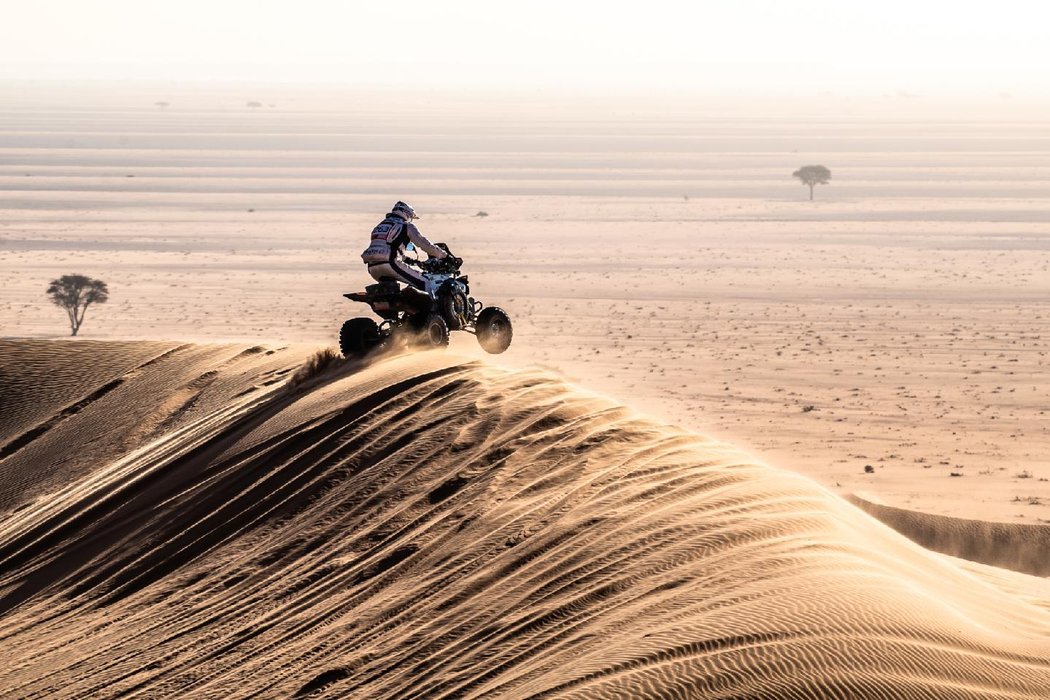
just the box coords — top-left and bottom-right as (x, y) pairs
(0, 341), (1048, 699)
(0, 340), (315, 516)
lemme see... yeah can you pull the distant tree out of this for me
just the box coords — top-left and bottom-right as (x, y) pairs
(792, 165), (831, 200)
(474, 211), (489, 217)
(154, 101), (170, 109)
(46, 274), (109, 336)
(246, 101), (263, 109)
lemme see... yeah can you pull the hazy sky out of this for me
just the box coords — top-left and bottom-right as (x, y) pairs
(2, 0), (1046, 96)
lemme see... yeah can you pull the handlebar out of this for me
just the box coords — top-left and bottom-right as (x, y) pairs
(401, 244), (462, 273)
(420, 255), (462, 274)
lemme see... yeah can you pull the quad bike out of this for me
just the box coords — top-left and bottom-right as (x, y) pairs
(339, 245), (513, 358)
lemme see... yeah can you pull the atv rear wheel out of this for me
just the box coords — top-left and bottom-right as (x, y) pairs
(339, 318), (382, 358)
(475, 307), (512, 354)
(421, 314), (450, 349)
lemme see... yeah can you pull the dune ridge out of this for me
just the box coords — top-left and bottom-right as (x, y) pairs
(0, 341), (1049, 698)
(848, 493), (1050, 577)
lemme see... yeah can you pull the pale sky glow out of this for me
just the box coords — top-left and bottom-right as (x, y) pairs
(2, 0), (1047, 95)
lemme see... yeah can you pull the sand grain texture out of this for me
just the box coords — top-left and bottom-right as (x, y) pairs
(0, 341), (1048, 699)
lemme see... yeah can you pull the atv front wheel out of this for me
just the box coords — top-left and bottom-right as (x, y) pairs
(339, 318), (382, 358)
(475, 307), (513, 354)
(440, 288), (470, 330)
(421, 314), (450, 349)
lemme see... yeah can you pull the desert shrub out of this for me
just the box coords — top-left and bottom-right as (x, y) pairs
(47, 273), (109, 336)
(792, 165), (831, 200)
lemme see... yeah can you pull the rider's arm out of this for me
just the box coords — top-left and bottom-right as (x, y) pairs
(405, 223), (448, 259)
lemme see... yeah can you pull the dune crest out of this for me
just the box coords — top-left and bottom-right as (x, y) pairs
(849, 492), (1050, 577)
(1, 341), (1049, 698)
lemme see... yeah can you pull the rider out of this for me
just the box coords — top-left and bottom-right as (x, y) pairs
(361, 201), (448, 290)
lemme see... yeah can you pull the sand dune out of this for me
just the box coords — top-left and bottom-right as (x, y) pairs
(849, 492), (1050, 577)
(0, 340), (315, 516)
(0, 340), (1048, 698)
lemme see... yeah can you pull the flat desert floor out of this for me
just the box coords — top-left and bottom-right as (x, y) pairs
(2, 85), (1049, 522)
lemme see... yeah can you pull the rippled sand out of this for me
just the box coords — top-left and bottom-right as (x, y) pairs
(1, 340), (1048, 698)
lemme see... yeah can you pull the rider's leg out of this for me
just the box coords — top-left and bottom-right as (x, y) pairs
(388, 257), (427, 290)
(367, 262), (426, 290)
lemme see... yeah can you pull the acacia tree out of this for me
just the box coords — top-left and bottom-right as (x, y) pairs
(792, 165), (832, 200)
(46, 274), (109, 336)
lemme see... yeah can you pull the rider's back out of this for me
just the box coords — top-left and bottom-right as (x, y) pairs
(361, 216), (405, 264)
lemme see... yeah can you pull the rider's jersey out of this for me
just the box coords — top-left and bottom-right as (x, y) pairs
(361, 214), (447, 264)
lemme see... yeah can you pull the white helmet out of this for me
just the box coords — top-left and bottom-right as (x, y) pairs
(391, 200), (418, 220)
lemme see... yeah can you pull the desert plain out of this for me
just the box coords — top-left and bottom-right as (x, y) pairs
(2, 83), (1050, 698)
(2, 84), (1048, 522)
